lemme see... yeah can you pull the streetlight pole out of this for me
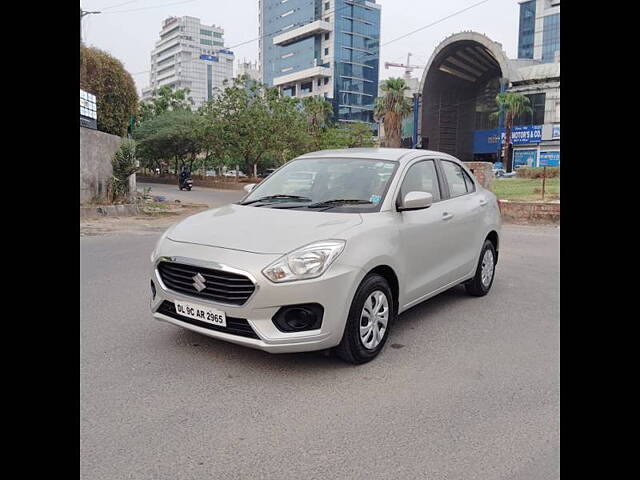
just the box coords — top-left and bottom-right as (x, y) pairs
(80, 7), (101, 45)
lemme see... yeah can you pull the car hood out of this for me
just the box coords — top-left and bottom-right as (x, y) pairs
(167, 204), (363, 254)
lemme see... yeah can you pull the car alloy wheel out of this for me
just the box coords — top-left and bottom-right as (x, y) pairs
(359, 290), (389, 350)
(481, 250), (494, 287)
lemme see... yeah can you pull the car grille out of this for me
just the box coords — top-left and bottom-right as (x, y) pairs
(157, 301), (259, 339)
(157, 261), (256, 306)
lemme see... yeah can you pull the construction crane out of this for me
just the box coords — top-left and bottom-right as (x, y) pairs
(384, 53), (425, 83)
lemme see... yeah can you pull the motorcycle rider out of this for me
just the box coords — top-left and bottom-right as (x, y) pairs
(179, 165), (190, 188)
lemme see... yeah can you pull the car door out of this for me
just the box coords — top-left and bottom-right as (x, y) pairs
(436, 159), (487, 282)
(396, 159), (458, 306)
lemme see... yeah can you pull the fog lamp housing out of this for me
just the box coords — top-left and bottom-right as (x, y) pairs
(272, 303), (324, 332)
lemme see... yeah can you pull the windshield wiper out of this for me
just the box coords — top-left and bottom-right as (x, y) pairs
(239, 194), (312, 206)
(305, 199), (373, 209)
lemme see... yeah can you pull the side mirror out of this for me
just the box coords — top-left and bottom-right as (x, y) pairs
(398, 191), (433, 211)
(243, 183), (256, 193)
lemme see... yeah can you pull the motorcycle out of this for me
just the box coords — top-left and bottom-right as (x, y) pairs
(179, 177), (193, 191)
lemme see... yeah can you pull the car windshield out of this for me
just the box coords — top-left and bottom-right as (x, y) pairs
(240, 158), (398, 211)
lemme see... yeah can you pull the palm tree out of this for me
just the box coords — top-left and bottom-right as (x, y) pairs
(302, 96), (333, 129)
(494, 92), (533, 172)
(302, 96), (334, 150)
(374, 78), (413, 148)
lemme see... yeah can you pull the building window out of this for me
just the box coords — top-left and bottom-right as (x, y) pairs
(324, 47), (329, 56)
(282, 85), (296, 97)
(325, 2), (330, 10)
(324, 78), (329, 85)
(200, 29), (212, 36)
(541, 13), (560, 63)
(317, 79), (322, 87)
(325, 33), (330, 41)
(301, 81), (313, 94)
(514, 93), (546, 126)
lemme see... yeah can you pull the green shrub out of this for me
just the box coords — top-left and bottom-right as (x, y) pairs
(516, 166), (560, 179)
(80, 45), (138, 136)
(111, 139), (138, 202)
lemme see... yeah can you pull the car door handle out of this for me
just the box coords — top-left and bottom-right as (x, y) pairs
(479, 198), (488, 206)
(442, 212), (454, 221)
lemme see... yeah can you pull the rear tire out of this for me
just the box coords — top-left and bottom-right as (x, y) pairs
(336, 274), (395, 364)
(465, 240), (497, 297)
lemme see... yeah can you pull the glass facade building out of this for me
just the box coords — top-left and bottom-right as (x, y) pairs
(516, 1), (560, 64)
(517, 0), (536, 59)
(259, 0), (380, 125)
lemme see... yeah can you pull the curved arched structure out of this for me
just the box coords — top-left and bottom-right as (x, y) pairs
(418, 32), (515, 161)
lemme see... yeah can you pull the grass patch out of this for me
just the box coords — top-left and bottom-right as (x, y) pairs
(491, 177), (560, 202)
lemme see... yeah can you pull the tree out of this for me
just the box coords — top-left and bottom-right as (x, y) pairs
(200, 77), (307, 177)
(302, 96), (334, 150)
(373, 78), (413, 148)
(133, 109), (204, 175)
(80, 45), (138, 136)
(138, 85), (194, 123)
(341, 122), (375, 148)
(494, 92), (533, 172)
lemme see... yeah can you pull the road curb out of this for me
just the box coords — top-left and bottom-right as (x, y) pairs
(80, 204), (139, 220)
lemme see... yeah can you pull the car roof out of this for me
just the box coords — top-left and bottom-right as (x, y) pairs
(296, 148), (460, 165)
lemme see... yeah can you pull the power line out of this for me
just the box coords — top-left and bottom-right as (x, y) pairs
(132, 0), (493, 80)
(101, 0), (196, 14)
(96, 0), (139, 10)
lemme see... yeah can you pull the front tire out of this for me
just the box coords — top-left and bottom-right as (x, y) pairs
(336, 274), (395, 364)
(465, 240), (497, 296)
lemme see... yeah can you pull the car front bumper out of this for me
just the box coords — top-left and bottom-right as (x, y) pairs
(150, 239), (362, 353)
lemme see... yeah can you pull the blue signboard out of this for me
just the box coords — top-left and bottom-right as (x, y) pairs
(473, 125), (543, 154)
(199, 54), (219, 62)
(539, 151), (560, 167)
(513, 149), (537, 168)
(218, 49), (234, 55)
(552, 124), (560, 139)
(473, 128), (502, 154)
(508, 125), (542, 144)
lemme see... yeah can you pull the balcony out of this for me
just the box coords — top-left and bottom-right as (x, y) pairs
(273, 66), (331, 87)
(272, 20), (332, 46)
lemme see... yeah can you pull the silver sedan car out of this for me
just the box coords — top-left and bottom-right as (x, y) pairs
(150, 148), (501, 363)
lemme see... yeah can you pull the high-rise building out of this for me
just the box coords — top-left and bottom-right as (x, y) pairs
(142, 16), (235, 109)
(236, 60), (261, 83)
(258, 0), (381, 126)
(517, 0), (560, 63)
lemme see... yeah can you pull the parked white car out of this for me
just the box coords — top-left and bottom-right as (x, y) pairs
(150, 148), (501, 363)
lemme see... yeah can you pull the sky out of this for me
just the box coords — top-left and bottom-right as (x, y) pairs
(81, 0), (520, 94)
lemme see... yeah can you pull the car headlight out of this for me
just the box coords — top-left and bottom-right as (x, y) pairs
(262, 240), (346, 283)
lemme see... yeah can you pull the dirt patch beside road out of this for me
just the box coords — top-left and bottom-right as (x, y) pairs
(80, 202), (208, 237)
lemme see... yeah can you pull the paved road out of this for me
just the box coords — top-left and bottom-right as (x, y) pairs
(80, 224), (559, 480)
(138, 182), (245, 208)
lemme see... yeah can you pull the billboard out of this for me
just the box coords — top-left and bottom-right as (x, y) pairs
(473, 125), (543, 154)
(539, 151), (560, 167)
(513, 149), (537, 168)
(80, 89), (97, 129)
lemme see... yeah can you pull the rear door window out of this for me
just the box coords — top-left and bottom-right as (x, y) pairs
(441, 160), (471, 198)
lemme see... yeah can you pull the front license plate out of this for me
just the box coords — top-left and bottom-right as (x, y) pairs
(174, 301), (227, 327)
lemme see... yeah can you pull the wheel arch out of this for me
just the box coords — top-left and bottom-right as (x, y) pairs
(365, 265), (400, 316)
